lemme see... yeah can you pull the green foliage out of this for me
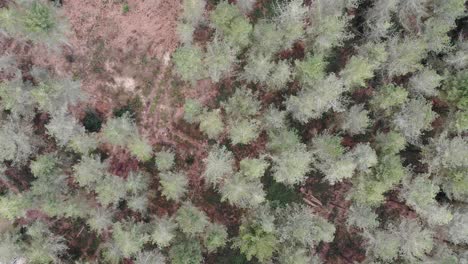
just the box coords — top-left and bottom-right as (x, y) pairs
(169, 239), (203, 264)
(203, 145), (234, 185)
(73, 155), (106, 188)
(340, 55), (375, 89)
(155, 149), (176, 171)
(370, 84), (408, 113)
(375, 130), (407, 155)
(295, 54), (326, 86)
(183, 99), (203, 124)
(0, 1), (68, 48)
(31, 153), (59, 178)
(220, 172), (265, 208)
(210, 1), (252, 48)
(172, 45), (204, 82)
(176, 202), (209, 236)
(128, 137), (153, 161)
(239, 157), (269, 180)
(442, 71), (468, 111)
(199, 109), (224, 139)
(151, 215), (178, 248)
(159, 171), (188, 202)
(109, 222), (149, 259)
(203, 222), (228, 252)
(233, 222), (278, 263)
(271, 145), (313, 186)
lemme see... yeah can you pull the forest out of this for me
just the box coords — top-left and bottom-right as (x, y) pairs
(0, 0), (467, 263)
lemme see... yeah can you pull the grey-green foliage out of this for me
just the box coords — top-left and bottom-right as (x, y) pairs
(286, 74), (346, 123)
(86, 208), (114, 234)
(159, 170), (188, 202)
(275, 203), (335, 247)
(446, 207), (468, 245)
(266, 60), (292, 91)
(0, 232), (22, 264)
(386, 36), (428, 77)
(401, 175), (453, 226)
(199, 109), (224, 139)
(228, 119), (260, 145)
(0, 119), (36, 165)
(25, 222), (68, 264)
(0, 76), (35, 118)
(107, 221), (149, 259)
(339, 104), (370, 135)
(220, 172), (265, 208)
(134, 249), (166, 264)
(151, 215), (178, 248)
(346, 203), (379, 230)
(393, 98), (437, 142)
(222, 87), (261, 120)
(73, 155), (107, 188)
(46, 108), (85, 147)
(408, 68), (443, 97)
(241, 51), (274, 84)
(155, 149), (176, 171)
(397, 0), (430, 33)
(375, 130), (407, 155)
(102, 113), (137, 146)
(180, 0), (206, 25)
(203, 145), (234, 185)
(175, 202), (209, 236)
(307, 0), (353, 53)
(271, 144), (313, 186)
(205, 37), (238, 83)
(349, 143), (378, 173)
(365, 0), (399, 39)
(0, 0), (68, 49)
(273, 0), (308, 50)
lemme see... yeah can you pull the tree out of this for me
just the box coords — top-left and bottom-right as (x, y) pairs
(393, 98), (438, 142)
(271, 144), (313, 186)
(128, 137), (153, 161)
(205, 37), (237, 82)
(0, 119), (36, 165)
(241, 51), (274, 84)
(172, 45), (204, 83)
(347, 203), (379, 231)
(46, 109), (85, 147)
(107, 222), (149, 259)
(266, 60), (292, 91)
(24, 222), (68, 264)
(275, 204), (335, 247)
(203, 222), (228, 253)
(175, 203), (209, 236)
(159, 171), (188, 202)
(408, 68), (443, 97)
(370, 84), (408, 113)
(134, 249), (166, 264)
(274, 0), (308, 50)
(86, 208), (114, 234)
(446, 207), (468, 245)
(73, 155), (107, 188)
(222, 87), (261, 120)
(169, 239), (203, 264)
(365, 0), (399, 39)
(199, 109), (224, 139)
(286, 74), (346, 123)
(203, 145), (234, 186)
(228, 119), (260, 145)
(220, 172), (265, 208)
(233, 221), (278, 263)
(239, 157), (269, 180)
(101, 113), (137, 147)
(295, 54), (326, 86)
(339, 104), (370, 135)
(183, 99), (203, 124)
(386, 36), (428, 77)
(210, 1), (252, 48)
(180, 0), (206, 25)
(151, 215), (178, 248)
